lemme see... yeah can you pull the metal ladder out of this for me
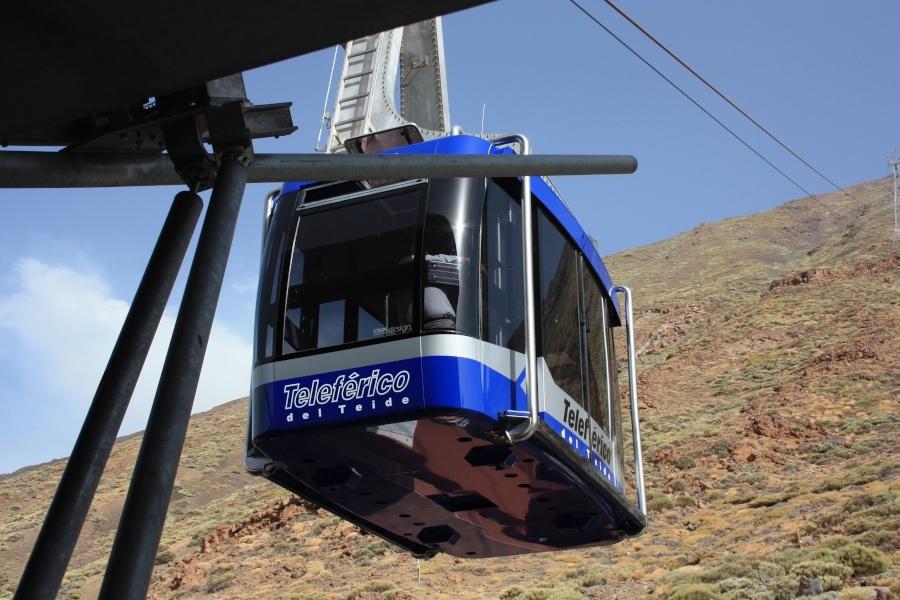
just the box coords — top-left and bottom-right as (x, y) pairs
(325, 19), (451, 153)
(327, 34), (386, 153)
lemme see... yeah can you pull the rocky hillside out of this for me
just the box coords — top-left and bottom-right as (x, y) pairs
(1, 178), (897, 599)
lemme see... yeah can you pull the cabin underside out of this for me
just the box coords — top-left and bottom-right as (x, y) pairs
(254, 410), (644, 558)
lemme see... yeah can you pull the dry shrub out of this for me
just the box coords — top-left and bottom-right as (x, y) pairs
(789, 559), (852, 581)
(667, 583), (723, 600)
(499, 581), (584, 600)
(347, 579), (397, 599)
(815, 537), (892, 576)
(840, 589), (883, 600)
(559, 563), (609, 588)
(715, 577), (775, 600)
(648, 493), (676, 512)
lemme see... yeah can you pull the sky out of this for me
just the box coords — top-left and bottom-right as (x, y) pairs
(0, 0), (897, 473)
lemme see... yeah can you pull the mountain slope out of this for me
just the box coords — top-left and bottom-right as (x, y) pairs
(1, 177), (896, 599)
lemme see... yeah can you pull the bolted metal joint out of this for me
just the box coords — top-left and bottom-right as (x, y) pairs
(206, 101), (255, 168)
(162, 117), (218, 192)
(163, 99), (263, 191)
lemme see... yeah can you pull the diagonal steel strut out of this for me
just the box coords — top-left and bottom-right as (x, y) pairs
(13, 192), (202, 600)
(98, 158), (247, 599)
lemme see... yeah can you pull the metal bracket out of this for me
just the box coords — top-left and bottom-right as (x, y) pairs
(162, 117), (219, 192)
(62, 73), (295, 191)
(163, 100), (256, 191)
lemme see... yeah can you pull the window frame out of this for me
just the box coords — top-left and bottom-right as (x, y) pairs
(533, 204), (617, 438)
(480, 177), (527, 352)
(582, 262), (614, 436)
(254, 189), (300, 365)
(276, 180), (428, 361)
(419, 177), (486, 340)
(605, 320), (626, 481)
(535, 205), (585, 408)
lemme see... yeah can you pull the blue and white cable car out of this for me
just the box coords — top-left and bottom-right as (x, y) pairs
(246, 130), (647, 558)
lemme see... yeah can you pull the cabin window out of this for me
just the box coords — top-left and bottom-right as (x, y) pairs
(421, 179), (483, 338)
(606, 323), (625, 480)
(281, 185), (424, 354)
(255, 191), (297, 362)
(535, 207), (619, 441)
(482, 180), (525, 351)
(537, 209), (584, 407)
(582, 267), (611, 433)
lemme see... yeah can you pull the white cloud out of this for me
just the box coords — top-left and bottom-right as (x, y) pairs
(230, 275), (259, 296)
(0, 257), (251, 472)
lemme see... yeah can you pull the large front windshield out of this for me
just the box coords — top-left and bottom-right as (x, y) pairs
(282, 185), (424, 354)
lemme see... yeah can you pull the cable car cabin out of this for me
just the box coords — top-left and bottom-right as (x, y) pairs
(246, 133), (647, 559)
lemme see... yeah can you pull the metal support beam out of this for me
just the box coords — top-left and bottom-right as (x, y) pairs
(13, 192), (202, 600)
(98, 158), (247, 599)
(0, 151), (637, 188)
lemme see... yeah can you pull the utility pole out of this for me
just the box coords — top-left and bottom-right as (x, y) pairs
(890, 151), (900, 240)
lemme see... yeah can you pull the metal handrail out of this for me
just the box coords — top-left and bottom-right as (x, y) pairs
(611, 285), (646, 516)
(492, 134), (539, 444)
